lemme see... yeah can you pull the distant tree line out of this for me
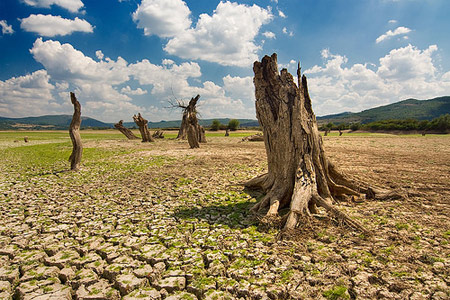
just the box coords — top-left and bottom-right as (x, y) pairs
(319, 114), (450, 133)
(210, 119), (240, 131)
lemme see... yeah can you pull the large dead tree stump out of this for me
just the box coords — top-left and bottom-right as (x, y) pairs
(114, 120), (138, 140)
(245, 54), (398, 232)
(69, 92), (82, 171)
(133, 113), (154, 142)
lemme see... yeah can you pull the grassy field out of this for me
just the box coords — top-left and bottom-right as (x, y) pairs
(0, 130), (448, 299)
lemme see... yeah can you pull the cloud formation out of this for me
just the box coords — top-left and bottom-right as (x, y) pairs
(0, 38), (256, 121)
(132, 0), (191, 38)
(22, 0), (84, 13)
(133, 1), (273, 67)
(303, 44), (449, 116)
(20, 14), (93, 37)
(0, 20), (14, 35)
(0, 70), (59, 117)
(376, 26), (411, 43)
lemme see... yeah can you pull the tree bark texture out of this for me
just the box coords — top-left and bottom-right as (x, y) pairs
(152, 130), (164, 139)
(114, 120), (138, 140)
(177, 95), (206, 148)
(245, 54), (396, 231)
(133, 113), (154, 142)
(69, 92), (82, 171)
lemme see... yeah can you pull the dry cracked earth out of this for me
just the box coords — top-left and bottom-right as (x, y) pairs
(0, 133), (449, 300)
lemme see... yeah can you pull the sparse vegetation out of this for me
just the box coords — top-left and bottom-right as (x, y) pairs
(0, 130), (448, 299)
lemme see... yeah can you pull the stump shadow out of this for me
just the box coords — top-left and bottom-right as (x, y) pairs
(173, 188), (264, 229)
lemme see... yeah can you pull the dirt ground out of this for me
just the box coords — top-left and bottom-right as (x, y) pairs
(0, 133), (449, 299)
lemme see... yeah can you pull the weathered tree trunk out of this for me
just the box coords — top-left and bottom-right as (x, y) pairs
(24, 136), (29, 143)
(176, 95), (205, 148)
(198, 126), (207, 143)
(69, 92), (82, 171)
(242, 133), (264, 142)
(324, 130), (329, 136)
(152, 130), (164, 139)
(177, 113), (188, 139)
(245, 54), (397, 232)
(133, 113), (154, 142)
(114, 120), (138, 140)
(339, 129), (343, 136)
(225, 129), (230, 136)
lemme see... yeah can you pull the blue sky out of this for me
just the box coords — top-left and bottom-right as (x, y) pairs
(1, 0), (450, 122)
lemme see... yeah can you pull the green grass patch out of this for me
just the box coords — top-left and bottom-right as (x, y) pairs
(323, 285), (349, 300)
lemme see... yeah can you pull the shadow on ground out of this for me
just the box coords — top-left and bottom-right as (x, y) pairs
(173, 188), (265, 229)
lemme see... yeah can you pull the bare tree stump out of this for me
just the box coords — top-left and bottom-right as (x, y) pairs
(173, 95), (205, 148)
(114, 120), (138, 140)
(199, 126), (207, 143)
(177, 112), (188, 140)
(24, 136), (29, 143)
(133, 113), (154, 142)
(245, 54), (399, 232)
(69, 92), (82, 171)
(152, 130), (164, 139)
(242, 133), (264, 142)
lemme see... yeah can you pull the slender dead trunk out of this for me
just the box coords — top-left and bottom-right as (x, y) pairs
(177, 113), (188, 140)
(245, 54), (400, 232)
(133, 113), (154, 142)
(114, 120), (138, 140)
(198, 126), (207, 143)
(69, 92), (82, 171)
(225, 129), (230, 137)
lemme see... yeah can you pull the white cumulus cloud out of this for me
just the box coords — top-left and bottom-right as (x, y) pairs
(134, 1), (273, 67)
(165, 1), (273, 67)
(0, 20), (14, 35)
(21, 14), (93, 37)
(263, 31), (276, 39)
(21, 0), (84, 13)
(132, 0), (191, 38)
(0, 70), (60, 117)
(19, 38), (256, 121)
(121, 86), (148, 96)
(376, 26), (411, 43)
(302, 44), (450, 116)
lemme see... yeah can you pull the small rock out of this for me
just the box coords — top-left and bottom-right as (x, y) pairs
(114, 273), (147, 296)
(432, 291), (449, 300)
(20, 265), (60, 282)
(409, 292), (428, 300)
(432, 262), (445, 274)
(133, 264), (153, 279)
(72, 268), (98, 289)
(44, 249), (80, 268)
(156, 276), (186, 293)
(75, 279), (120, 300)
(0, 266), (19, 284)
(0, 280), (11, 292)
(122, 287), (161, 300)
(59, 267), (76, 284)
(165, 291), (198, 300)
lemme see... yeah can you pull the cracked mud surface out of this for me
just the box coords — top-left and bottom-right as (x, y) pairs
(0, 131), (449, 299)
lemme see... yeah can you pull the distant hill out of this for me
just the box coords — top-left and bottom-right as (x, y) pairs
(1, 96), (448, 130)
(0, 115), (258, 130)
(121, 118), (259, 129)
(0, 115), (111, 130)
(317, 96), (450, 125)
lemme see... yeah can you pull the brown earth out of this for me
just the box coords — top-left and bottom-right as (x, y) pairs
(0, 133), (449, 299)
